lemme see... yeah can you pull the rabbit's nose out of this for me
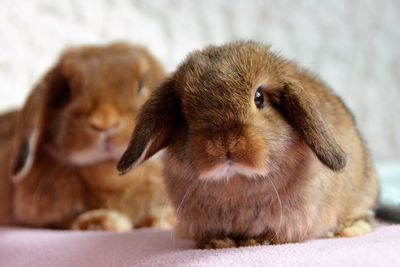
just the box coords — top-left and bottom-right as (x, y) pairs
(89, 105), (121, 133)
(225, 139), (240, 160)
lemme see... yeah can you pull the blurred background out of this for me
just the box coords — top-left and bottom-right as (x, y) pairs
(0, 0), (399, 201)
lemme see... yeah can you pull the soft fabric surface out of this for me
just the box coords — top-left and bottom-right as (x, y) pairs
(1, 224), (399, 267)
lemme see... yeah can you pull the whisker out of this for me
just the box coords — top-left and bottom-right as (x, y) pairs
(171, 179), (196, 249)
(265, 175), (283, 244)
(158, 195), (172, 228)
(300, 206), (311, 242)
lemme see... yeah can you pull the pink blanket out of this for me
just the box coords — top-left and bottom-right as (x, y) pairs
(1, 224), (399, 267)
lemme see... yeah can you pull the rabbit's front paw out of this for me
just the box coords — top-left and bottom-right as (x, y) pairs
(237, 238), (270, 247)
(71, 209), (132, 232)
(335, 218), (373, 237)
(199, 238), (237, 249)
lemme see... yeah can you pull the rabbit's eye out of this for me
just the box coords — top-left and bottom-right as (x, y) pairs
(50, 74), (72, 109)
(254, 86), (265, 109)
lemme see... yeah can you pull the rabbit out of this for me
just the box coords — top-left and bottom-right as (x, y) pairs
(118, 41), (380, 248)
(0, 42), (173, 231)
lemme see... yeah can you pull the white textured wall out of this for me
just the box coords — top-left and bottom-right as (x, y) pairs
(0, 0), (399, 160)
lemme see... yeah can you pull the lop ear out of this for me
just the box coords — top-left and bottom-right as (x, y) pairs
(11, 65), (72, 183)
(117, 79), (181, 175)
(274, 78), (346, 171)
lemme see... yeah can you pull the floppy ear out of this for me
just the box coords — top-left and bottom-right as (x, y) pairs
(11, 65), (72, 183)
(117, 79), (182, 175)
(274, 78), (346, 171)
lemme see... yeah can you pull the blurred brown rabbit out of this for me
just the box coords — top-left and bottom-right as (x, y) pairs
(118, 41), (379, 248)
(0, 43), (172, 231)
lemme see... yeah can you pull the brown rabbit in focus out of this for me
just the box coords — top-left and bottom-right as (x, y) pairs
(0, 43), (172, 231)
(118, 41), (379, 247)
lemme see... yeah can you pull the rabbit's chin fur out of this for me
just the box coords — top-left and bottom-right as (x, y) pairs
(64, 147), (123, 166)
(47, 139), (126, 166)
(198, 161), (264, 181)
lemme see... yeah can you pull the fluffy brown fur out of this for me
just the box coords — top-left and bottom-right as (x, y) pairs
(0, 43), (172, 230)
(118, 41), (379, 248)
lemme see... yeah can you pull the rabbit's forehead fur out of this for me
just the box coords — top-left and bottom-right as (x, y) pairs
(60, 45), (148, 100)
(174, 42), (285, 126)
